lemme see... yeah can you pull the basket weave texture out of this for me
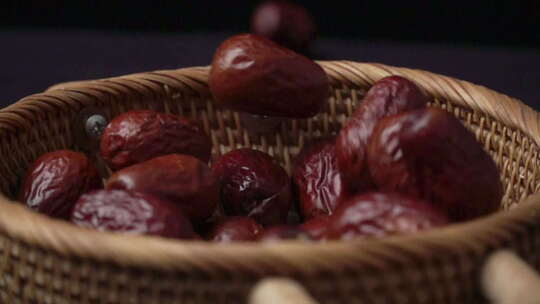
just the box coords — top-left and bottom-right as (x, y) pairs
(0, 61), (539, 304)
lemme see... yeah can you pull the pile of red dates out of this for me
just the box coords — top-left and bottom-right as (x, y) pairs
(18, 30), (503, 243)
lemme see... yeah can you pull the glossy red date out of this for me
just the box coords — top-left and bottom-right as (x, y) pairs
(292, 137), (347, 220)
(209, 34), (329, 118)
(367, 107), (502, 221)
(335, 76), (428, 193)
(106, 154), (219, 224)
(19, 150), (102, 219)
(212, 148), (292, 227)
(71, 189), (197, 239)
(325, 192), (449, 240)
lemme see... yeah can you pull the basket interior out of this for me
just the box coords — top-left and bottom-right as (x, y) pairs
(0, 79), (539, 212)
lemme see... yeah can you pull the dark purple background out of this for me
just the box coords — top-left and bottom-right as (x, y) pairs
(2, 30), (539, 110)
(2, 1), (539, 108)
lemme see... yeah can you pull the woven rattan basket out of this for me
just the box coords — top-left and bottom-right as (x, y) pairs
(1, 61), (540, 304)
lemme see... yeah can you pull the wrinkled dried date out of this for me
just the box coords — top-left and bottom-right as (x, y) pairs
(251, 0), (316, 53)
(19, 150), (102, 219)
(106, 154), (219, 223)
(325, 192), (449, 240)
(209, 34), (328, 118)
(209, 216), (264, 242)
(367, 108), (502, 221)
(100, 110), (211, 170)
(212, 148), (292, 226)
(293, 137), (348, 220)
(71, 189), (197, 239)
(336, 76), (428, 193)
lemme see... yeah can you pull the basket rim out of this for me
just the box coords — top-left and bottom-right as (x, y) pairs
(1, 61), (539, 273)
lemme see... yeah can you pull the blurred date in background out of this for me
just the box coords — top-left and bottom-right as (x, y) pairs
(3, 1), (538, 46)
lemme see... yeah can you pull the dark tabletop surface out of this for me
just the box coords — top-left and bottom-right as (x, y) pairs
(2, 29), (539, 109)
